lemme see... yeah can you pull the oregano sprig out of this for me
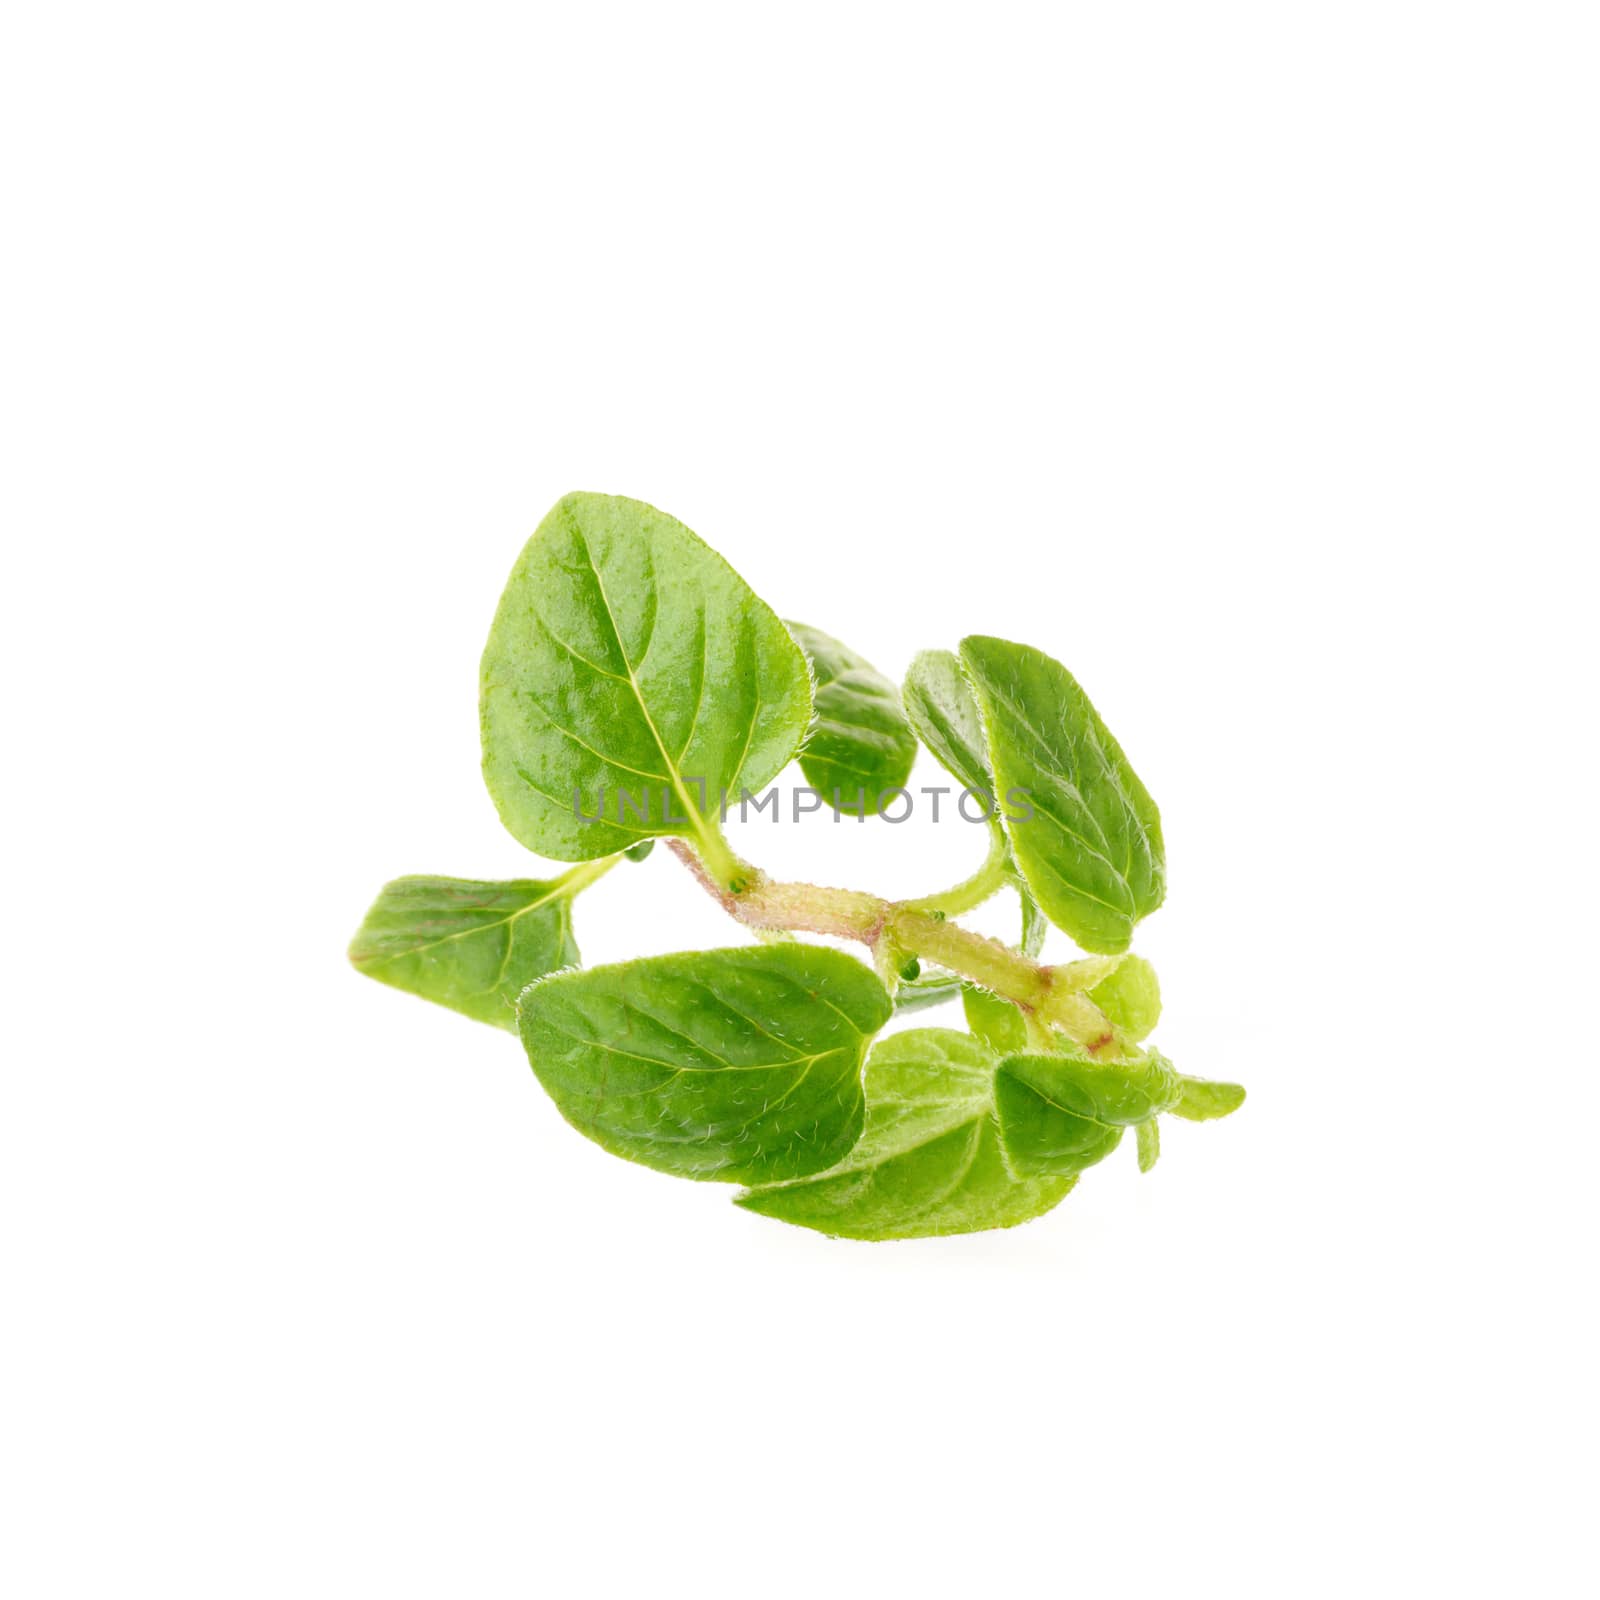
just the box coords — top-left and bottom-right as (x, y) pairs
(350, 491), (1244, 1240)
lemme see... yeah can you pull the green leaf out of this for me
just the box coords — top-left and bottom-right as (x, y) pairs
(993, 1054), (1127, 1177)
(902, 648), (996, 806)
(903, 649), (1051, 956)
(960, 635), (1165, 955)
(891, 878), (1043, 1018)
(999, 1046), (1180, 1129)
(1137, 1118), (1161, 1173)
(1169, 1075), (1247, 1121)
(787, 622), (917, 816)
(962, 985), (1028, 1055)
(1089, 954), (1162, 1041)
(480, 492), (811, 863)
(348, 871), (589, 1030)
(736, 1029), (1073, 1240)
(517, 945), (891, 1184)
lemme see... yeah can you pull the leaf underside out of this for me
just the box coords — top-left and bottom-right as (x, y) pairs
(993, 1058), (1126, 1178)
(737, 1029), (1074, 1240)
(480, 492), (811, 860)
(903, 649), (1048, 953)
(348, 875), (580, 1030)
(788, 621), (917, 816)
(998, 1048), (1181, 1133)
(902, 648), (997, 806)
(518, 945), (892, 1184)
(960, 635), (1165, 955)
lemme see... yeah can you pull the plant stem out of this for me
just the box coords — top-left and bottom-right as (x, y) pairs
(666, 840), (1119, 1054)
(685, 813), (746, 894)
(901, 824), (1011, 918)
(667, 840), (882, 940)
(885, 906), (1052, 1007)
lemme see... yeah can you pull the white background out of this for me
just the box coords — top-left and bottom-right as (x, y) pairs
(4, 4), (1596, 1595)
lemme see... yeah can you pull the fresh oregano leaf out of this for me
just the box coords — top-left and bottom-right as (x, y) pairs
(960, 635), (1165, 955)
(480, 492), (811, 864)
(902, 648), (996, 806)
(993, 1054), (1128, 1177)
(904, 648), (1049, 951)
(787, 622), (917, 816)
(962, 985), (1028, 1055)
(1002, 1047), (1180, 1128)
(736, 1029), (1073, 1240)
(1088, 954), (1162, 1040)
(1136, 1119), (1161, 1173)
(517, 945), (891, 1184)
(348, 870), (594, 1030)
(1169, 1075), (1248, 1121)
